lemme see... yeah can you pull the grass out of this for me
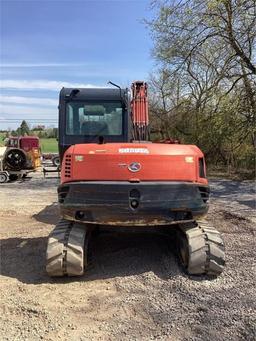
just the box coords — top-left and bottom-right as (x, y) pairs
(40, 138), (58, 153)
(0, 133), (6, 146)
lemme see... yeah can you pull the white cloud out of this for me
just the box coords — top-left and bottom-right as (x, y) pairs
(0, 95), (57, 106)
(0, 79), (106, 91)
(0, 104), (57, 118)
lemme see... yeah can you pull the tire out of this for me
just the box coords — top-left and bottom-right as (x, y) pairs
(52, 156), (60, 167)
(4, 148), (27, 171)
(0, 172), (8, 183)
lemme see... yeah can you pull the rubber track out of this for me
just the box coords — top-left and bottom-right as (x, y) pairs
(180, 221), (225, 276)
(46, 219), (87, 277)
(199, 220), (225, 276)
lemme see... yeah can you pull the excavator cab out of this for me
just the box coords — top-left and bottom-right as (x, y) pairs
(58, 87), (132, 160)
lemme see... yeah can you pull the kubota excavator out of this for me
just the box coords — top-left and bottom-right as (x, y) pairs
(46, 81), (225, 277)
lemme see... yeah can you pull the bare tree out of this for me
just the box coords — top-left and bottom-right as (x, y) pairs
(146, 0), (256, 172)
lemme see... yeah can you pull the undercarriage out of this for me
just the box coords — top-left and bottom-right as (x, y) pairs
(46, 219), (225, 277)
(46, 181), (225, 277)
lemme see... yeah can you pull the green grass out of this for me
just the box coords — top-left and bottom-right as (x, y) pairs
(0, 133), (5, 146)
(40, 138), (58, 153)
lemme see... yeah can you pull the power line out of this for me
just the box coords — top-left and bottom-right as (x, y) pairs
(0, 118), (58, 121)
(1, 120), (58, 123)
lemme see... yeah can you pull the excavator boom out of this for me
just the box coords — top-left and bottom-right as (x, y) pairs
(131, 81), (149, 141)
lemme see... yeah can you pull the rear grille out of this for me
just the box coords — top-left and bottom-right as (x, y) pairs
(64, 154), (72, 178)
(199, 157), (206, 178)
(198, 186), (210, 203)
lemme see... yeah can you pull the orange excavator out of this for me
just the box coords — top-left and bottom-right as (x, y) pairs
(46, 81), (225, 277)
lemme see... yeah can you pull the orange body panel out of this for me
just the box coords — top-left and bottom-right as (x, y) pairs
(61, 143), (208, 185)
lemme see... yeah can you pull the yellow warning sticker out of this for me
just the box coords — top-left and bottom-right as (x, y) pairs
(75, 155), (84, 161)
(185, 156), (194, 163)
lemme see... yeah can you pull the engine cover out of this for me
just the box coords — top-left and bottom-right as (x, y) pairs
(61, 143), (207, 185)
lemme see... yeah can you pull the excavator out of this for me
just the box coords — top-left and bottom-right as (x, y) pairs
(46, 81), (225, 277)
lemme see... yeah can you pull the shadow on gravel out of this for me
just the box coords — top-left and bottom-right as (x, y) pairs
(210, 179), (255, 206)
(0, 236), (48, 284)
(32, 203), (59, 225)
(0, 229), (194, 284)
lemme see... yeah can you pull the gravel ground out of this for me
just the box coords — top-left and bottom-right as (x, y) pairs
(0, 172), (255, 341)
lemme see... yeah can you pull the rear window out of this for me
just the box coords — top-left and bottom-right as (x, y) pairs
(66, 101), (123, 136)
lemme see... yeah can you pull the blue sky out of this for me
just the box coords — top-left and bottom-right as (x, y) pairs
(0, 0), (154, 129)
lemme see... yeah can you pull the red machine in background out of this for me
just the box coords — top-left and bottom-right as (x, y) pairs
(46, 81), (225, 278)
(0, 136), (41, 183)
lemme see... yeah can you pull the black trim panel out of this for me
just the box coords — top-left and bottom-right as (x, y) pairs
(58, 181), (209, 226)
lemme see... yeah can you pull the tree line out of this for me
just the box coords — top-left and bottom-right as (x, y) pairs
(147, 0), (255, 174)
(4, 120), (58, 139)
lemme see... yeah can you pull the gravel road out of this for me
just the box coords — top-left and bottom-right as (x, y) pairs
(0, 172), (255, 341)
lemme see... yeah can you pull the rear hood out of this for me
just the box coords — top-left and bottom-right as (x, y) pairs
(61, 143), (207, 184)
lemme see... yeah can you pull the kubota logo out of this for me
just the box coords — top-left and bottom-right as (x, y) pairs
(128, 162), (141, 172)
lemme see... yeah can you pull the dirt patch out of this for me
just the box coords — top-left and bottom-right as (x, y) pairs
(0, 173), (255, 340)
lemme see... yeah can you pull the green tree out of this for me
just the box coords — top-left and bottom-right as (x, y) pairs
(11, 130), (17, 137)
(19, 120), (30, 136)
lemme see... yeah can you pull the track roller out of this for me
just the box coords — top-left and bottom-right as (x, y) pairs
(46, 219), (90, 277)
(177, 220), (225, 276)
